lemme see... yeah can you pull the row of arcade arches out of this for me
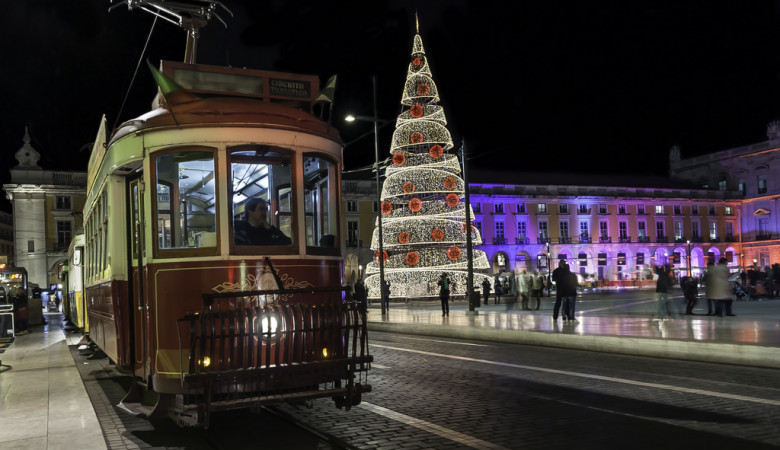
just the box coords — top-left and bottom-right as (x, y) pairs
(491, 246), (740, 281)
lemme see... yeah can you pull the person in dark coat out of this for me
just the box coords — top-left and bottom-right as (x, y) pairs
(481, 278), (491, 306)
(654, 265), (674, 321)
(493, 275), (503, 304)
(551, 260), (567, 322)
(437, 273), (451, 316)
(681, 276), (699, 315)
(353, 278), (368, 313)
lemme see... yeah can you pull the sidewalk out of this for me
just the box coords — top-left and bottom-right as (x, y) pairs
(366, 293), (780, 369)
(0, 313), (106, 449)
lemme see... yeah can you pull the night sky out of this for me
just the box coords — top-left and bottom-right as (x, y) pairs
(3, 0), (780, 211)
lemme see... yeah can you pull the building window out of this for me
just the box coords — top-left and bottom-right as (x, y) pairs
(494, 203), (504, 214)
(347, 221), (358, 245)
(57, 221), (72, 251)
(656, 221), (665, 238)
(655, 205), (664, 215)
(637, 221), (646, 238)
(709, 222), (718, 240)
(578, 204), (589, 214)
(692, 221), (701, 239)
(617, 252), (626, 266)
(560, 221), (569, 239)
(598, 252), (607, 266)
(539, 220), (548, 239)
(691, 205), (698, 215)
(473, 202), (482, 214)
(725, 206), (733, 216)
(517, 203), (526, 214)
(674, 205), (681, 215)
(538, 203), (547, 214)
(718, 179), (727, 191)
(708, 206), (716, 215)
(599, 221), (608, 238)
(599, 204), (607, 214)
(618, 204), (626, 214)
(559, 203), (568, 214)
(760, 252), (771, 267)
(55, 196), (72, 210)
(618, 221), (628, 238)
(27, 240), (34, 253)
(346, 200), (358, 212)
(517, 221), (527, 241)
(738, 179), (746, 195)
(637, 204), (646, 215)
(674, 221), (683, 240)
(580, 221), (589, 237)
(475, 221), (482, 234)
(758, 217), (769, 237)
(726, 222), (735, 240)
(758, 175), (768, 194)
(495, 221), (505, 243)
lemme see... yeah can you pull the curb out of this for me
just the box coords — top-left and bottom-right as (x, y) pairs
(367, 321), (780, 369)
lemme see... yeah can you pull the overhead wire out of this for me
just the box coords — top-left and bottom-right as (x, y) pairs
(112, 16), (158, 132)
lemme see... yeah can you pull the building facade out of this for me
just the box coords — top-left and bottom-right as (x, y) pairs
(2, 128), (87, 292)
(669, 123), (780, 269)
(0, 212), (14, 267)
(468, 173), (743, 286)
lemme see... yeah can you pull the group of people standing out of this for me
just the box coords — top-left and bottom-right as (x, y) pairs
(655, 256), (738, 321)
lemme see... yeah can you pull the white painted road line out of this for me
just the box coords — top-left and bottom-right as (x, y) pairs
(372, 344), (780, 407)
(360, 402), (510, 450)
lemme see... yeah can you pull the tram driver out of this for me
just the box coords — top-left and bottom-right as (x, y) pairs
(234, 198), (292, 246)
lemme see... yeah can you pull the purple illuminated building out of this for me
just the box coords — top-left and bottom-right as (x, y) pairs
(669, 121), (780, 268)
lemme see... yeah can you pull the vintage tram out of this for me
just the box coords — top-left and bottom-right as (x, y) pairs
(83, 61), (371, 426)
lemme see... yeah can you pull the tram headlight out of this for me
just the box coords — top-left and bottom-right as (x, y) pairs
(202, 356), (211, 367)
(322, 347), (328, 358)
(261, 316), (278, 334)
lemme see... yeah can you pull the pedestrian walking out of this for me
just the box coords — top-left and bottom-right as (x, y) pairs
(551, 260), (570, 321)
(681, 275), (699, 315)
(437, 272), (451, 316)
(654, 265), (674, 322)
(493, 275), (503, 304)
(354, 277), (368, 313)
(704, 257), (736, 317)
(516, 270), (530, 310)
(531, 272), (543, 310)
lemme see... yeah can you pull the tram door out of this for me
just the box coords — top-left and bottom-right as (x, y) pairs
(129, 177), (149, 379)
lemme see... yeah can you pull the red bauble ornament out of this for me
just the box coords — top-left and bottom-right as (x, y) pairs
(416, 83), (431, 96)
(405, 251), (420, 266)
(392, 152), (406, 166)
(402, 182), (415, 194)
(398, 232), (410, 244)
(432, 228), (445, 241)
(410, 104), (424, 118)
(409, 198), (422, 212)
(445, 193), (459, 207)
(443, 176), (457, 190)
(410, 132), (424, 144)
(375, 250), (389, 263)
(447, 246), (461, 261)
(381, 201), (393, 215)
(412, 57), (422, 67)
(429, 144), (443, 159)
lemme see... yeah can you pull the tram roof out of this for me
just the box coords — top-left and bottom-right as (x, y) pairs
(109, 96), (342, 147)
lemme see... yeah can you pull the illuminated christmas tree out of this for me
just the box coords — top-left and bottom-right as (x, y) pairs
(365, 24), (490, 299)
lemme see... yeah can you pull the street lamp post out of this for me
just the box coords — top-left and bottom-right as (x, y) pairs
(687, 240), (692, 276)
(345, 76), (388, 315)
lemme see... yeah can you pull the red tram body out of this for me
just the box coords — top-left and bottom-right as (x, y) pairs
(83, 62), (371, 426)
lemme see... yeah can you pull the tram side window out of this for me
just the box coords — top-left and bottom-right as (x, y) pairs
(154, 151), (217, 251)
(303, 155), (339, 254)
(231, 149), (293, 248)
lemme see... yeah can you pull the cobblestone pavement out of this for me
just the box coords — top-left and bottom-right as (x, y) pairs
(277, 330), (780, 450)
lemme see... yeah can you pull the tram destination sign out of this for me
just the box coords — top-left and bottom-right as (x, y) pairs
(161, 61), (320, 106)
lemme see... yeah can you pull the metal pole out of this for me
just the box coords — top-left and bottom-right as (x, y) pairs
(461, 140), (475, 311)
(373, 75), (387, 315)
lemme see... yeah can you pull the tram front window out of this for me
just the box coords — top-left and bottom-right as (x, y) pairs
(231, 149), (293, 248)
(154, 151), (217, 250)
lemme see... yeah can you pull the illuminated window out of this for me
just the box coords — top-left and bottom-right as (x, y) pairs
(718, 180), (727, 190)
(538, 203), (548, 214)
(303, 155), (338, 251)
(709, 222), (718, 240)
(725, 206), (733, 216)
(674, 221), (683, 240)
(538, 220), (548, 239)
(655, 205), (664, 215)
(637, 221), (646, 238)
